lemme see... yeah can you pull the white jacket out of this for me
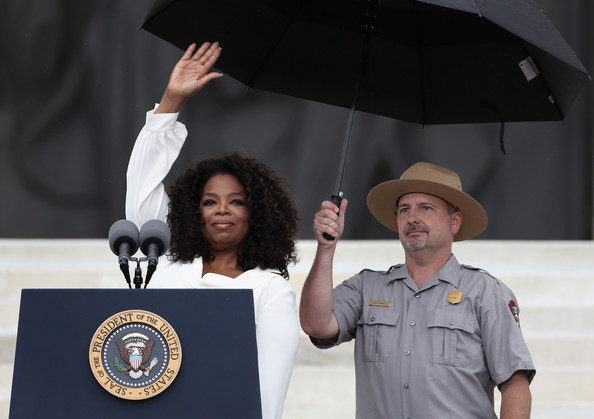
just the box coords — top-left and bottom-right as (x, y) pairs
(126, 108), (299, 419)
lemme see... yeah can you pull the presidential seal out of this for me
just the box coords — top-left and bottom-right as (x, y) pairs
(89, 309), (182, 400)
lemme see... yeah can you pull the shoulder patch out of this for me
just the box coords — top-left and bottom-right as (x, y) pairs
(508, 300), (521, 327)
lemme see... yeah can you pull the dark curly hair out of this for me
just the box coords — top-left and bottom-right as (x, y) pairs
(166, 153), (299, 279)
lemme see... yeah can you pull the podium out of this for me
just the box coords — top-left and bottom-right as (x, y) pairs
(9, 289), (262, 418)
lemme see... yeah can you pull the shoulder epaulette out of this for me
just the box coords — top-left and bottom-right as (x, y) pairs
(359, 263), (403, 275)
(461, 264), (496, 279)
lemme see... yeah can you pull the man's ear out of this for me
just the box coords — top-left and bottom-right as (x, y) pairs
(451, 211), (462, 235)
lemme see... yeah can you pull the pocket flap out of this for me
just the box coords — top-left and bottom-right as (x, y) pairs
(358, 307), (400, 326)
(427, 309), (475, 333)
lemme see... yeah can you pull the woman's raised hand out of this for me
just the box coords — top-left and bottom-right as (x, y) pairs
(156, 42), (223, 113)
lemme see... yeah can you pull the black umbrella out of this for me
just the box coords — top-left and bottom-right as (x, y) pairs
(141, 0), (590, 231)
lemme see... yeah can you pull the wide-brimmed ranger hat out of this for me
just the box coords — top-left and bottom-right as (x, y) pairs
(366, 162), (487, 241)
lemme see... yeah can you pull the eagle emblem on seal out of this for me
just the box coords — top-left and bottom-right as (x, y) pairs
(115, 332), (158, 379)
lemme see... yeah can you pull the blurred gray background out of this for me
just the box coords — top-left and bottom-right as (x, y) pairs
(1, 0), (592, 240)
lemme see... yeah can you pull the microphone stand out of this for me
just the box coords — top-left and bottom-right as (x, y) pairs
(119, 261), (133, 289)
(118, 255), (148, 289)
(144, 263), (156, 289)
(133, 259), (144, 289)
(119, 256), (155, 289)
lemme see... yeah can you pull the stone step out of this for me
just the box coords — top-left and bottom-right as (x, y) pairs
(7, 299), (587, 344)
(292, 334), (594, 370)
(0, 239), (115, 266)
(529, 366), (594, 401)
(2, 239), (593, 296)
(1, 355), (593, 419)
(1, 239), (593, 419)
(455, 241), (594, 274)
(1, 270), (122, 297)
(530, 402), (594, 419)
(284, 365), (355, 419)
(527, 335), (594, 371)
(520, 306), (594, 336)
(292, 241), (594, 307)
(0, 304), (19, 336)
(291, 240), (594, 275)
(284, 365), (594, 419)
(493, 275), (594, 306)
(2, 239), (593, 271)
(0, 364), (13, 419)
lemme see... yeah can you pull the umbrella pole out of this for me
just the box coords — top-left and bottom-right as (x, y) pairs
(324, 0), (378, 240)
(330, 97), (358, 205)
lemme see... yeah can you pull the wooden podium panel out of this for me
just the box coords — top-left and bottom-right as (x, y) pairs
(10, 289), (262, 418)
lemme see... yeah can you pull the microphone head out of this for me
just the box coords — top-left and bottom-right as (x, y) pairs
(108, 219), (140, 256)
(139, 219), (171, 257)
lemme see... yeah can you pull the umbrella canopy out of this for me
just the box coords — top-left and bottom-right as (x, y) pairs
(142, 0), (590, 240)
(142, 0), (590, 125)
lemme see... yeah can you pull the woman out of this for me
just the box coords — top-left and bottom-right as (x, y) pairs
(125, 42), (300, 419)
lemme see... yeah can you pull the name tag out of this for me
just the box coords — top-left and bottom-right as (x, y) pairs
(369, 300), (391, 307)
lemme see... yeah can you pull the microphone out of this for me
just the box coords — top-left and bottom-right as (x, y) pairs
(139, 219), (170, 288)
(108, 220), (140, 288)
(109, 220), (140, 265)
(139, 219), (170, 265)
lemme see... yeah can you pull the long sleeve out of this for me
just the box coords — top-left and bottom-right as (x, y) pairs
(254, 276), (300, 419)
(125, 108), (187, 228)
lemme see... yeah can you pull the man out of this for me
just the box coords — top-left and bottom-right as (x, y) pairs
(300, 162), (535, 419)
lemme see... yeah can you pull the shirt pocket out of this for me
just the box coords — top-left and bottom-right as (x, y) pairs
(356, 308), (400, 362)
(427, 308), (476, 367)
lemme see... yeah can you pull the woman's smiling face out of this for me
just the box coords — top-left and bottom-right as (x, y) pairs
(200, 174), (250, 252)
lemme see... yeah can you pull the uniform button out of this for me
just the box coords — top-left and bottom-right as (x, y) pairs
(414, 294), (420, 298)
(403, 383), (409, 389)
(410, 321), (416, 326)
(405, 350), (411, 356)
(449, 320), (455, 325)
(371, 317), (375, 322)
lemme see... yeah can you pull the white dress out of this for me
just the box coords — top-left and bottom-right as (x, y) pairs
(126, 108), (299, 419)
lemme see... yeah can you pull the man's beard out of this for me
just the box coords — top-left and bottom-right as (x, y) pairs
(404, 224), (429, 251)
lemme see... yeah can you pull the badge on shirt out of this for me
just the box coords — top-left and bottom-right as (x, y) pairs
(508, 300), (521, 327)
(369, 300), (391, 307)
(448, 291), (463, 304)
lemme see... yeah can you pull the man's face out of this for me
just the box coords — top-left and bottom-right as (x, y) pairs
(396, 193), (461, 252)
